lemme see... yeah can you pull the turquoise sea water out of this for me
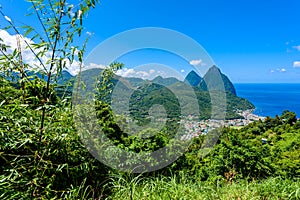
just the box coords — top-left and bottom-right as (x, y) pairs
(234, 83), (300, 117)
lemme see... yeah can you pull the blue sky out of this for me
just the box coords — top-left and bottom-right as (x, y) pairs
(1, 0), (300, 82)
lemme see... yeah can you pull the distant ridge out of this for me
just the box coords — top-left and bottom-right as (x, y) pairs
(75, 65), (252, 119)
(3, 65), (251, 119)
(3, 65), (237, 96)
(153, 76), (180, 86)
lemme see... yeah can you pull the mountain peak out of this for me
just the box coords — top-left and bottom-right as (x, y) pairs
(153, 76), (163, 81)
(184, 70), (202, 86)
(61, 70), (73, 78)
(208, 65), (221, 72)
(201, 65), (236, 95)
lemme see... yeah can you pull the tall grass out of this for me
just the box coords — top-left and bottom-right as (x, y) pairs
(105, 174), (300, 200)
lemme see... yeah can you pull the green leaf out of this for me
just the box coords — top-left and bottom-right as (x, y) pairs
(24, 27), (34, 37)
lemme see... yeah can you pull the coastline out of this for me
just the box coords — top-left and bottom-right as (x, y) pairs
(238, 109), (265, 121)
(234, 83), (300, 118)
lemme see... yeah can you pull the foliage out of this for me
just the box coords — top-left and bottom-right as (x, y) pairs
(0, 0), (99, 146)
(0, 1), (299, 199)
(107, 174), (300, 200)
(96, 62), (124, 102)
(0, 0), (103, 198)
(105, 111), (300, 198)
(0, 80), (110, 199)
(1, 71), (300, 199)
(168, 111), (300, 181)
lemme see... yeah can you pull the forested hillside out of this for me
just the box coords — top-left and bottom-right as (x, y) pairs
(78, 67), (254, 120)
(0, 76), (299, 199)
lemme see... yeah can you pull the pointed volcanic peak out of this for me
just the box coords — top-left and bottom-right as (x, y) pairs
(201, 65), (236, 95)
(184, 70), (202, 87)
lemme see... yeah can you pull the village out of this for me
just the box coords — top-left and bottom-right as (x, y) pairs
(181, 110), (265, 140)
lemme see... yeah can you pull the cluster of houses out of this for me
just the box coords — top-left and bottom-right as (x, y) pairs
(180, 110), (265, 140)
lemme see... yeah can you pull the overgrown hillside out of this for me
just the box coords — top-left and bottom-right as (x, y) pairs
(0, 1), (298, 198)
(0, 76), (299, 199)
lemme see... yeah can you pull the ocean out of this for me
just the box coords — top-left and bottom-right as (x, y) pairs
(234, 83), (300, 118)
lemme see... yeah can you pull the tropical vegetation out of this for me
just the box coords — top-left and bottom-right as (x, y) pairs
(0, 1), (299, 199)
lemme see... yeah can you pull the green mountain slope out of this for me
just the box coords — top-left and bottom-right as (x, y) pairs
(76, 66), (253, 120)
(10, 66), (251, 120)
(153, 76), (180, 86)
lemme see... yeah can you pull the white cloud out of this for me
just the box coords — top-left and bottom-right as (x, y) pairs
(271, 68), (287, 73)
(65, 60), (81, 75)
(87, 63), (107, 69)
(292, 45), (300, 51)
(280, 68), (286, 72)
(157, 70), (167, 77)
(0, 30), (90, 75)
(116, 68), (160, 79)
(293, 61), (300, 68)
(86, 31), (93, 36)
(180, 69), (185, 73)
(124, 68), (135, 76)
(136, 71), (150, 77)
(0, 30), (50, 70)
(189, 59), (205, 66)
(116, 68), (135, 77)
(149, 69), (155, 74)
(190, 59), (201, 66)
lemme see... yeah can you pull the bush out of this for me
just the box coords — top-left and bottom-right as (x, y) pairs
(0, 83), (110, 199)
